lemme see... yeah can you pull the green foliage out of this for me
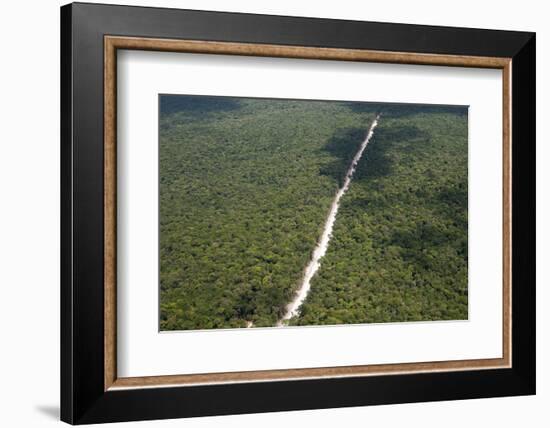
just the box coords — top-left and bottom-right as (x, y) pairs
(159, 95), (468, 330)
(292, 108), (468, 326)
(159, 96), (375, 330)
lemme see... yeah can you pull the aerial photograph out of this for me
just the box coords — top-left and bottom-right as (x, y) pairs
(158, 94), (468, 331)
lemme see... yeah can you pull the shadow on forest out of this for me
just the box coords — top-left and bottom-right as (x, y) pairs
(438, 186), (467, 209)
(343, 101), (468, 118)
(391, 221), (452, 250)
(319, 127), (366, 186)
(435, 185), (468, 230)
(373, 124), (430, 146)
(390, 217), (467, 268)
(336, 124), (435, 213)
(390, 222), (449, 269)
(339, 101), (383, 115)
(355, 124), (430, 181)
(379, 104), (468, 118)
(319, 123), (430, 188)
(160, 94), (243, 117)
(388, 184), (468, 263)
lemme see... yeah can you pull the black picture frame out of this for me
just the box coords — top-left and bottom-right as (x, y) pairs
(61, 2), (535, 424)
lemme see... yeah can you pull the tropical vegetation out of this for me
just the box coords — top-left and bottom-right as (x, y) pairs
(158, 94), (468, 330)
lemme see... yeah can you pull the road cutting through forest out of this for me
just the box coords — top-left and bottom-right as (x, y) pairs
(275, 114), (381, 327)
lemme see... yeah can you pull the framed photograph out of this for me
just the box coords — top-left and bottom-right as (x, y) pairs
(60, 2), (535, 424)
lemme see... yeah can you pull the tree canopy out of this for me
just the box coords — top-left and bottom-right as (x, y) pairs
(158, 95), (468, 330)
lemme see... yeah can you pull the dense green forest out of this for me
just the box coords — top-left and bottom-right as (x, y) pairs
(159, 94), (468, 331)
(291, 106), (468, 326)
(159, 95), (376, 330)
